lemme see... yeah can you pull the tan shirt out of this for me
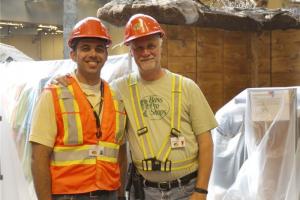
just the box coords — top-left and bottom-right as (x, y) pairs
(111, 69), (218, 182)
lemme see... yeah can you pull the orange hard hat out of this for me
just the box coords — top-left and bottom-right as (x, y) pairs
(124, 14), (165, 45)
(68, 17), (112, 48)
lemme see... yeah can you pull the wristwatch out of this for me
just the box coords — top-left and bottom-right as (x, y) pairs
(194, 187), (208, 194)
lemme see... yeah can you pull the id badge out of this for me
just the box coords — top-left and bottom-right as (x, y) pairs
(171, 136), (185, 148)
(88, 145), (98, 157)
(97, 146), (105, 156)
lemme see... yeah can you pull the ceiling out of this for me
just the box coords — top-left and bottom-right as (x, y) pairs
(0, 0), (110, 37)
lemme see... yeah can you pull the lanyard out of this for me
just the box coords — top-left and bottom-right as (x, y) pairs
(88, 80), (104, 139)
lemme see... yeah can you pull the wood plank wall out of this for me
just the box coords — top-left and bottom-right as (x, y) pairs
(161, 24), (300, 112)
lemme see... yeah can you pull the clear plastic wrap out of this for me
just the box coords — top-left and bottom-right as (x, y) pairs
(0, 54), (135, 200)
(208, 90), (248, 200)
(0, 43), (33, 62)
(208, 88), (300, 200)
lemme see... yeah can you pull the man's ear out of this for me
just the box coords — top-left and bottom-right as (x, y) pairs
(70, 50), (76, 62)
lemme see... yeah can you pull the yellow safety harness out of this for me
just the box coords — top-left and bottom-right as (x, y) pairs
(128, 73), (196, 172)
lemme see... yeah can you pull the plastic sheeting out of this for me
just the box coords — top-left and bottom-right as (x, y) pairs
(208, 90), (248, 199)
(208, 87), (300, 200)
(0, 112), (33, 200)
(0, 54), (136, 200)
(0, 43), (33, 62)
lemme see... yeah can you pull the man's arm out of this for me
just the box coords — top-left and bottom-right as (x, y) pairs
(31, 142), (53, 200)
(190, 131), (213, 200)
(118, 142), (128, 199)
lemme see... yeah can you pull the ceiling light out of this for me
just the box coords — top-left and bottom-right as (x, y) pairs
(38, 24), (58, 30)
(0, 22), (23, 27)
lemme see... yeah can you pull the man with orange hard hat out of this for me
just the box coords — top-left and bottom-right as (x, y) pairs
(29, 17), (127, 200)
(111, 14), (218, 200)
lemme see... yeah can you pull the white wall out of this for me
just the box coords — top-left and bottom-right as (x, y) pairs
(1, 34), (63, 60)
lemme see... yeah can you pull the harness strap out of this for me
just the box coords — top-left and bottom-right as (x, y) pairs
(112, 90), (126, 143)
(133, 156), (197, 171)
(171, 74), (182, 136)
(128, 74), (155, 159)
(156, 74), (182, 163)
(128, 73), (186, 171)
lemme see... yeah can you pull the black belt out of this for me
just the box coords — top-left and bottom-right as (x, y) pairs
(79, 190), (109, 197)
(52, 190), (113, 198)
(143, 171), (197, 191)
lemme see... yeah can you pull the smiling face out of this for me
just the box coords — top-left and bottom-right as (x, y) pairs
(70, 38), (108, 85)
(130, 34), (163, 80)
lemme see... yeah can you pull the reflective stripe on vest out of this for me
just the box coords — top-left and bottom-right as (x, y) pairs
(128, 73), (187, 171)
(97, 141), (119, 163)
(51, 141), (119, 166)
(133, 156), (197, 171)
(57, 85), (83, 145)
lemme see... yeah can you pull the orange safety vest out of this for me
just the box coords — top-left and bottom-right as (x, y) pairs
(47, 77), (126, 194)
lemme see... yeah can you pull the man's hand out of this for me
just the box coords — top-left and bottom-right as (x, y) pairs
(51, 74), (71, 86)
(189, 192), (207, 200)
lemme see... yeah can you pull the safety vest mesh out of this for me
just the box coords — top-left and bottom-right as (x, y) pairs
(47, 77), (126, 194)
